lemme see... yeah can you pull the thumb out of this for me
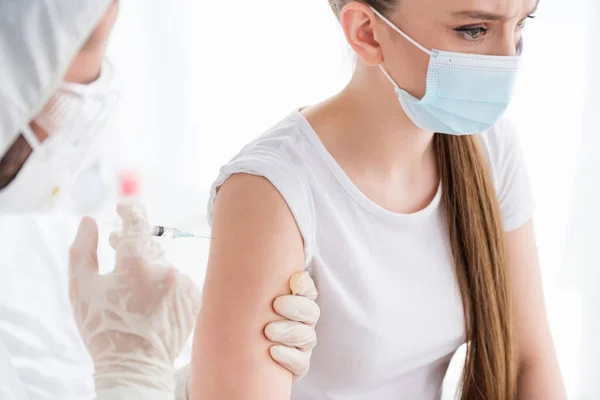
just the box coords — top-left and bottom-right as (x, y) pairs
(289, 271), (318, 300)
(69, 217), (100, 274)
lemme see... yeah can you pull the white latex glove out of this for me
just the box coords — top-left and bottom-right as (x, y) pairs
(267, 270), (320, 380)
(174, 271), (320, 399)
(69, 200), (202, 396)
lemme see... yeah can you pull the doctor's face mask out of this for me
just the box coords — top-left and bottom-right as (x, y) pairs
(0, 60), (121, 213)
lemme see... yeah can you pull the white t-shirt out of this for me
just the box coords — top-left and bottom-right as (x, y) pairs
(208, 111), (534, 400)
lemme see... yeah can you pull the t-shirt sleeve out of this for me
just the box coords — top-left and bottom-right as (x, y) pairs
(483, 118), (536, 232)
(207, 147), (317, 267)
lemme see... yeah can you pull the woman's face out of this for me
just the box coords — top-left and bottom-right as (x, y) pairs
(347, 0), (539, 99)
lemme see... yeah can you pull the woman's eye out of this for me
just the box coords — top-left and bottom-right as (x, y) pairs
(517, 15), (535, 30)
(456, 27), (488, 40)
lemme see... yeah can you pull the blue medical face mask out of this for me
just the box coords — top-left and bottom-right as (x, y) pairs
(371, 7), (521, 135)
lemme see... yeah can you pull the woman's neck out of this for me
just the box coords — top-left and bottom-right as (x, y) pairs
(303, 67), (436, 188)
(301, 67), (440, 214)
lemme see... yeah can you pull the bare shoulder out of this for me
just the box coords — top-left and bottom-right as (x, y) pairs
(211, 172), (306, 267)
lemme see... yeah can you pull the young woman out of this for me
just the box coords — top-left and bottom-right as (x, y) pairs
(190, 0), (566, 399)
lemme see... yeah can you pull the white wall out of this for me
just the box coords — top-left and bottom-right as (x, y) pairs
(501, 1), (590, 397)
(562, 0), (600, 395)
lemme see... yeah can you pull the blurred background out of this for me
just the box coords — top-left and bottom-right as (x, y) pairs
(0, 0), (597, 398)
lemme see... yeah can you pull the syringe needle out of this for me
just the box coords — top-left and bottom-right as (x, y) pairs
(99, 221), (213, 240)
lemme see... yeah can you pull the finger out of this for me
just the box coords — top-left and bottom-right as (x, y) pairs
(116, 199), (150, 234)
(289, 271), (318, 300)
(108, 231), (121, 250)
(269, 345), (311, 380)
(69, 217), (100, 275)
(68, 218), (100, 303)
(273, 295), (320, 325)
(265, 320), (316, 351)
(71, 217), (99, 256)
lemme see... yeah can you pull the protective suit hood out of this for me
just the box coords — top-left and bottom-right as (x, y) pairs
(0, 0), (115, 157)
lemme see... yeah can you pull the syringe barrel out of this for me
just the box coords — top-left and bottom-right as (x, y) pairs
(150, 225), (180, 238)
(150, 225), (165, 236)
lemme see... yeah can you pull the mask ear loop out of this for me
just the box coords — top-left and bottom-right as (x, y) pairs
(369, 6), (432, 56)
(378, 64), (401, 91)
(21, 124), (46, 158)
(370, 7), (433, 93)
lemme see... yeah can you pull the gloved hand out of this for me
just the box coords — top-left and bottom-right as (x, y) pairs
(174, 271), (321, 399)
(69, 200), (202, 395)
(70, 198), (321, 398)
(267, 270), (320, 380)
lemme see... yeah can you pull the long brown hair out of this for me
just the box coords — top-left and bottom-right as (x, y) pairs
(328, 1), (517, 398)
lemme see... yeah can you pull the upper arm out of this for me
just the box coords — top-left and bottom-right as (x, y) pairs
(189, 173), (305, 400)
(489, 121), (565, 396)
(506, 221), (550, 362)
(506, 221), (565, 397)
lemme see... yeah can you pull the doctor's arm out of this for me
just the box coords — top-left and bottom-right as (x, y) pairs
(508, 220), (567, 399)
(190, 173), (306, 400)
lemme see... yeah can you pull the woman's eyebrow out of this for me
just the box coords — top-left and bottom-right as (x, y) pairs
(451, 10), (511, 21)
(451, 1), (540, 22)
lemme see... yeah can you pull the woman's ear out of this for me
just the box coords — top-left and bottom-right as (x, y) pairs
(339, 2), (384, 66)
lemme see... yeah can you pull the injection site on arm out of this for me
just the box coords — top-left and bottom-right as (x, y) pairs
(190, 173), (306, 400)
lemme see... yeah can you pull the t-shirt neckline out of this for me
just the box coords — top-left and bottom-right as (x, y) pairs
(289, 109), (442, 224)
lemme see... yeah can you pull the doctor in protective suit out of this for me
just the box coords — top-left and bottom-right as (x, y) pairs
(0, 1), (320, 399)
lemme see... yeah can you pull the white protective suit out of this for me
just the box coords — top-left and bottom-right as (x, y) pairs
(0, 215), (98, 399)
(0, 0), (116, 156)
(0, 2), (119, 397)
(0, 1), (320, 399)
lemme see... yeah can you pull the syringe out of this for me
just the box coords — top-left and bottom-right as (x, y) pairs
(101, 222), (212, 239)
(110, 171), (213, 239)
(149, 225), (211, 239)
